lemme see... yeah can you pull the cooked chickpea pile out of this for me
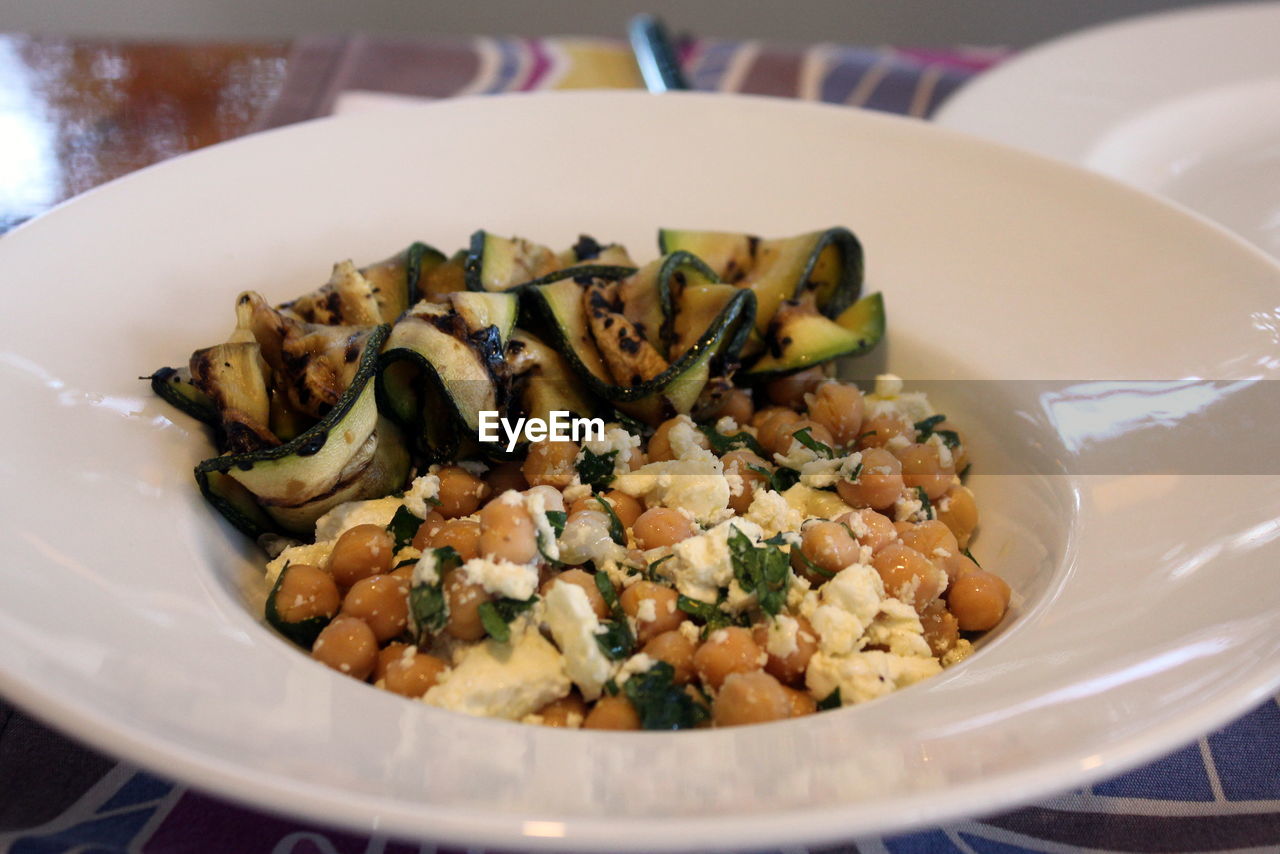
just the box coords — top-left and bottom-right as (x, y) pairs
(265, 369), (1011, 729)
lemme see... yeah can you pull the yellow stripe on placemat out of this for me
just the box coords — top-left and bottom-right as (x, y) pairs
(546, 39), (644, 89)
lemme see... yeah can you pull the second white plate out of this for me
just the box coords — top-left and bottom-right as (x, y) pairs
(935, 2), (1280, 259)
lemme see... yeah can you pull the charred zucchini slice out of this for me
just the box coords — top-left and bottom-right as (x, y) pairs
(148, 365), (217, 426)
(507, 330), (598, 424)
(282, 243), (447, 325)
(464, 230), (636, 292)
(376, 292), (518, 459)
(194, 324), (410, 537)
(745, 292), (885, 377)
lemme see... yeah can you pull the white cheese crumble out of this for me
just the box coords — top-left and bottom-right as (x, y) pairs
(893, 490), (932, 523)
(744, 488), (806, 539)
(765, 614), (801, 659)
(805, 650), (942, 705)
(615, 652), (655, 686)
(543, 580), (615, 701)
(265, 540), (334, 584)
(423, 626), (569, 719)
(460, 556), (539, 601)
(402, 473), (442, 519)
(666, 518), (765, 603)
(925, 432), (955, 470)
(782, 483), (853, 520)
(635, 598), (658, 624)
(313, 496), (403, 543)
(522, 485), (563, 562)
(773, 439), (863, 490)
(579, 424), (642, 475)
(866, 598), (933, 658)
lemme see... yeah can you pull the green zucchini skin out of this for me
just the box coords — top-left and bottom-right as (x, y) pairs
(465, 230), (637, 292)
(194, 324), (411, 537)
(148, 366), (218, 426)
(744, 291), (886, 378)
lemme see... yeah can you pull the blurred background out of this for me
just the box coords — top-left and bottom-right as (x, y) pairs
(0, 0), (1248, 46)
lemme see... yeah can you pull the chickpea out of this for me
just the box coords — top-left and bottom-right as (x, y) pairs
(271, 564), (340, 623)
(625, 449), (648, 471)
(835, 447), (904, 511)
(898, 520), (960, 562)
(753, 615), (817, 686)
(633, 507), (696, 550)
(786, 419), (835, 450)
(693, 626), (764, 691)
(713, 671), (792, 727)
(374, 641), (411, 682)
(340, 574), (410, 642)
(783, 686), (817, 717)
(723, 449), (772, 515)
(541, 568), (609, 620)
(410, 510), (446, 551)
(486, 460), (528, 495)
(389, 564), (414, 589)
(947, 569), (1011, 631)
(936, 485), (978, 549)
(766, 366), (826, 409)
(642, 629), (698, 684)
(755, 408), (802, 456)
(807, 381), (865, 447)
(443, 569), (491, 641)
(427, 518), (481, 561)
(569, 491), (641, 530)
(793, 521), (860, 583)
(478, 497), (538, 564)
(857, 412), (914, 450)
(583, 695), (640, 730)
(328, 524), (395, 588)
(920, 599), (959, 657)
(619, 580), (684, 644)
(939, 552), (981, 585)
(648, 416), (709, 462)
(523, 439), (580, 489)
(894, 442), (955, 500)
(708, 388), (754, 425)
(311, 616), (378, 680)
(751, 405), (792, 429)
(535, 693), (588, 727)
(837, 509), (896, 553)
(383, 651), (449, 698)
(436, 465), (488, 518)
(872, 542), (944, 610)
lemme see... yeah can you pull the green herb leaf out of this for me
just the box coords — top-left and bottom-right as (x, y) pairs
(647, 554), (673, 581)
(594, 572), (621, 612)
(478, 595), (538, 643)
(386, 505), (425, 551)
(622, 661), (710, 730)
(264, 564), (332, 648)
(791, 426), (836, 459)
(915, 485), (935, 520)
(595, 619), (634, 660)
(817, 688), (842, 711)
(545, 510), (567, 538)
(595, 495), (627, 546)
(603, 678), (620, 696)
(576, 448), (618, 492)
(726, 525), (790, 616)
(962, 547), (982, 568)
(914, 414), (961, 449)
(409, 546), (461, 639)
(747, 463), (799, 493)
(698, 424), (767, 458)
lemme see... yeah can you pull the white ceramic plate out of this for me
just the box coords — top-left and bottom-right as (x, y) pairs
(934, 2), (1280, 259)
(2, 91), (1279, 852)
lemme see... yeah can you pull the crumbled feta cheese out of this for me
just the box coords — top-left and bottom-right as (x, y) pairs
(942, 638), (974, 667)
(744, 489), (806, 539)
(423, 626), (569, 719)
(522, 486), (563, 562)
(809, 605), (864, 656)
(714, 415), (741, 435)
(667, 518), (765, 603)
(678, 620), (701, 644)
(579, 424), (642, 475)
(615, 652), (655, 686)
(805, 650), (942, 705)
(613, 453), (730, 524)
(782, 484), (853, 520)
(402, 473), (442, 519)
(866, 598), (933, 658)
(765, 614), (801, 659)
(884, 434), (912, 452)
(722, 580), (756, 614)
(313, 496), (403, 542)
(460, 556), (539, 601)
(543, 581), (614, 700)
(874, 374), (904, 398)
(412, 548), (444, 585)
(925, 432), (955, 470)
(562, 479), (593, 504)
(265, 540), (334, 584)
(893, 491), (927, 522)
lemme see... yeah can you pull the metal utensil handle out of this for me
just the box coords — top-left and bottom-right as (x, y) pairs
(629, 14), (691, 92)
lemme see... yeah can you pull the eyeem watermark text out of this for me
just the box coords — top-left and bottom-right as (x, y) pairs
(478, 410), (604, 452)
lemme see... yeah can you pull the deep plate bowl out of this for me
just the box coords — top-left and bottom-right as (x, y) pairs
(2, 91), (1279, 852)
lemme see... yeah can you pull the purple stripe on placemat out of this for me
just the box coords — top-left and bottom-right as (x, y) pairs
(739, 47), (802, 98)
(523, 38), (554, 91)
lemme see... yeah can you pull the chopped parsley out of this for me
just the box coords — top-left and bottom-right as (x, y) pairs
(962, 547), (981, 568)
(726, 526), (790, 616)
(791, 426), (837, 459)
(698, 424), (767, 458)
(816, 688), (842, 711)
(676, 594), (737, 632)
(593, 573), (636, 660)
(545, 510), (567, 537)
(477, 596), (537, 643)
(914, 414), (960, 448)
(576, 448), (618, 492)
(622, 661), (710, 730)
(747, 462), (799, 493)
(915, 486), (935, 520)
(409, 545), (461, 639)
(386, 504), (424, 551)
(647, 554), (673, 581)
(594, 495), (627, 546)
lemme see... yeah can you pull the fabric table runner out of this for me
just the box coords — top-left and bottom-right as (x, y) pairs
(2, 34), (1278, 854)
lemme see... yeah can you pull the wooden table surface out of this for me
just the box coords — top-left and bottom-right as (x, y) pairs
(0, 36), (288, 233)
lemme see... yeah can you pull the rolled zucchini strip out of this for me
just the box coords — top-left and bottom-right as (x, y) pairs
(464, 230), (637, 292)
